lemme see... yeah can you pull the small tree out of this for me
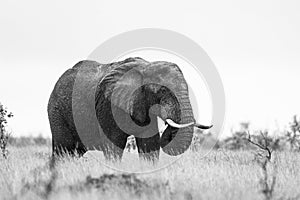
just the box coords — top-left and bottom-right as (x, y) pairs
(247, 132), (276, 200)
(285, 115), (300, 151)
(0, 103), (13, 158)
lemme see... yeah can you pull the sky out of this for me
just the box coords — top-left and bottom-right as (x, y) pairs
(0, 0), (300, 137)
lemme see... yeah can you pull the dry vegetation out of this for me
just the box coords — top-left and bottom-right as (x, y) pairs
(0, 146), (300, 200)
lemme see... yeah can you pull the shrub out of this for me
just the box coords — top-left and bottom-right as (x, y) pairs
(0, 102), (13, 158)
(284, 115), (300, 151)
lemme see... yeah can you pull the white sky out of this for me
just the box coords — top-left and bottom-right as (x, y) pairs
(0, 0), (300, 137)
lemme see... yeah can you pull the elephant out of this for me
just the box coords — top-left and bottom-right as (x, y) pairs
(48, 57), (212, 161)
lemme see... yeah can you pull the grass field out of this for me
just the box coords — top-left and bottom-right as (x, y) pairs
(0, 146), (299, 200)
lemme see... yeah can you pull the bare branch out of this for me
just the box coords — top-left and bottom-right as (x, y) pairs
(247, 132), (272, 160)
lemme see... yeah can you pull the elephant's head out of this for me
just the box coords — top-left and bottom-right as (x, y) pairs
(95, 57), (212, 156)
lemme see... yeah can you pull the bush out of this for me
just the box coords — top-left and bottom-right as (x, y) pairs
(0, 102), (13, 158)
(284, 115), (300, 151)
(8, 135), (51, 147)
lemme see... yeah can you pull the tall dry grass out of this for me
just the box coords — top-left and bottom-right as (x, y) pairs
(0, 146), (300, 200)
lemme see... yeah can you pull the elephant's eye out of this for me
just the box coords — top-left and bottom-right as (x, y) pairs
(159, 87), (167, 94)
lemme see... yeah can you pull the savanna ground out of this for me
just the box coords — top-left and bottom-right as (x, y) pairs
(0, 144), (299, 200)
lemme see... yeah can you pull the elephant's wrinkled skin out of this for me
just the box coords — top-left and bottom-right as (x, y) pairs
(48, 57), (211, 161)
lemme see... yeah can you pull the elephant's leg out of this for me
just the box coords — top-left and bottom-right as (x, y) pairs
(135, 133), (160, 162)
(49, 112), (86, 157)
(101, 132), (128, 161)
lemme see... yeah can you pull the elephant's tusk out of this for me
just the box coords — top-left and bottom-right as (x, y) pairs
(165, 119), (213, 129)
(165, 119), (195, 128)
(194, 123), (213, 129)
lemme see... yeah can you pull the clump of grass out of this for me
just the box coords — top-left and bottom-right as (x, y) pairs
(85, 173), (149, 193)
(69, 173), (170, 198)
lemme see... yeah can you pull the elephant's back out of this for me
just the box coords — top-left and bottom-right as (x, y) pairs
(48, 60), (105, 126)
(48, 57), (148, 119)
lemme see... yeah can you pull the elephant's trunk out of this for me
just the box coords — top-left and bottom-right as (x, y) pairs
(160, 90), (196, 156)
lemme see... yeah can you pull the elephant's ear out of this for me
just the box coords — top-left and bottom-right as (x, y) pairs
(97, 63), (143, 115)
(111, 69), (143, 114)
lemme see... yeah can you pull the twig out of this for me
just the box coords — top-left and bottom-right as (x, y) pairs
(247, 131), (272, 160)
